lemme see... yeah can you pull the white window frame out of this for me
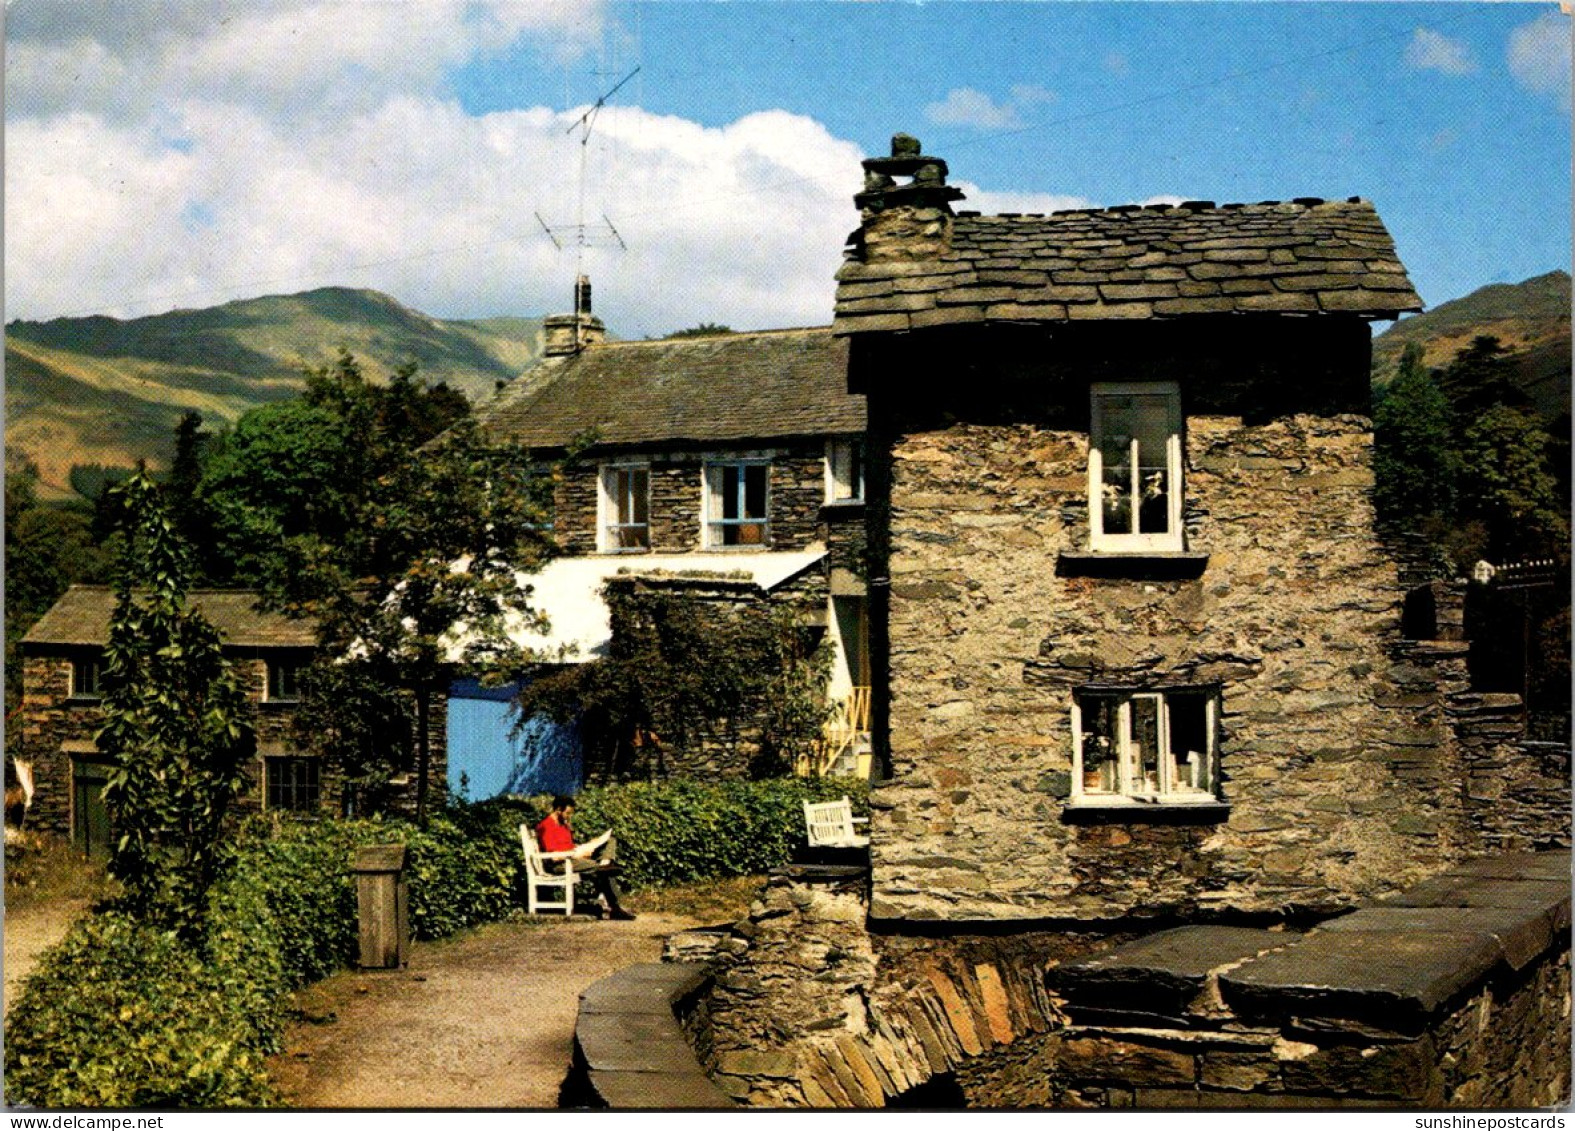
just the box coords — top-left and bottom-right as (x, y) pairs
(598, 462), (651, 553)
(703, 458), (771, 549)
(1069, 687), (1221, 808)
(1088, 381), (1184, 552)
(825, 438), (865, 504)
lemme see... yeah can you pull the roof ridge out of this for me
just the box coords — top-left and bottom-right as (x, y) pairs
(958, 196), (1371, 222)
(596, 325), (834, 349)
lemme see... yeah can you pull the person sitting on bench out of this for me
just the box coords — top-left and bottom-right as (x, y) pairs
(534, 795), (635, 921)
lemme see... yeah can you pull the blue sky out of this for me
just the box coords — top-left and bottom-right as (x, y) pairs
(6, 3), (1569, 338)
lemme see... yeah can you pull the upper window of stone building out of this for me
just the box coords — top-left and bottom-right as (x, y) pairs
(704, 459), (770, 548)
(599, 463), (651, 552)
(266, 658), (304, 703)
(825, 438), (865, 504)
(265, 755), (320, 812)
(69, 655), (103, 700)
(1070, 687), (1220, 807)
(1089, 382), (1183, 552)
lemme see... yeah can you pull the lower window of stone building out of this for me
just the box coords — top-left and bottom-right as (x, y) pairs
(266, 756), (321, 812)
(1071, 688), (1218, 804)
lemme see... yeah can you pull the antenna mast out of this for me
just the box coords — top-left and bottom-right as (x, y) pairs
(546, 64), (640, 280)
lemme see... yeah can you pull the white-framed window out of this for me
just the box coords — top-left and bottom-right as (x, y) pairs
(1070, 687), (1220, 807)
(825, 438), (865, 504)
(704, 459), (770, 548)
(599, 463), (651, 551)
(1089, 382), (1184, 552)
(265, 755), (321, 812)
(69, 655), (103, 700)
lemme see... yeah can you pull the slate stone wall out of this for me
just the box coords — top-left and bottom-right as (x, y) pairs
(14, 649), (442, 837)
(693, 853), (1570, 1109)
(855, 318), (1567, 922)
(551, 443), (838, 555)
(590, 568), (830, 782)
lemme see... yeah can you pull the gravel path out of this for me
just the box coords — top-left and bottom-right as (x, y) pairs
(268, 912), (698, 1109)
(3, 898), (89, 1012)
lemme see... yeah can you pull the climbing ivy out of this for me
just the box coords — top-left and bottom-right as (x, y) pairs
(516, 586), (831, 780)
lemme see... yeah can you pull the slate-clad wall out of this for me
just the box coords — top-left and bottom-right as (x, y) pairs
(15, 650), (441, 836)
(858, 318), (1534, 922)
(551, 443), (837, 556)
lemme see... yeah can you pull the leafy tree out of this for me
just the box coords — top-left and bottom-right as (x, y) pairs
(1373, 342), (1458, 534)
(4, 447), (112, 714)
(1457, 404), (1567, 561)
(280, 417), (555, 822)
(1437, 334), (1525, 418)
(181, 352), (470, 587)
(95, 469), (255, 939)
(516, 588), (830, 781)
(665, 322), (733, 339)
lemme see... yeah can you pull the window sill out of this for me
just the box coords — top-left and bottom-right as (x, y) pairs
(1057, 550), (1209, 580)
(65, 695), (103, 705)
(260, 699), (300, 709)
(1063, 796), (1230, 824)
(822, 499), (866, 510)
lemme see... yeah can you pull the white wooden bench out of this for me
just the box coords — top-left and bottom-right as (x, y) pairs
(803, 796), (869, 849)
(519, 823), (585, 915)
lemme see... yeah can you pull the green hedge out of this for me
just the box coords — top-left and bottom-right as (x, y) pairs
(4, 776), (867, 1107)
(479, 774), (869, 889)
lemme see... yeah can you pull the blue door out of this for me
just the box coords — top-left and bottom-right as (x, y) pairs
(446, 677), (582, 800)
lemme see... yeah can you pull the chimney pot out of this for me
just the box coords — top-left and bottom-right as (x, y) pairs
(544, 275), (605, 357)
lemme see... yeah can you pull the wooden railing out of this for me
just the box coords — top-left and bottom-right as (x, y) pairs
(799, 686), (872, 778)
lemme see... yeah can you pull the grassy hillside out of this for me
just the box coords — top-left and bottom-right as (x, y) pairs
(5, 288), (545, 495)
(1373, 270), (1569, 389)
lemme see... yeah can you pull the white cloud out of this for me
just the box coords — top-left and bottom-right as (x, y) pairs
(3, 0), (881, 336)
(5, 1), (604, 123)
(958, 185), (1096, 216)
(1138, 194), (1186, 208)
(925, 88), (1022, 130)
(1508, 12), (1571, 112)
(1404, 28), (1477, 77)
(3, 94), (865, 336)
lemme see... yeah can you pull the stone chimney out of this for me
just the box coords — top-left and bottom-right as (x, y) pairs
(852, 134), (965, 263)
(543, 274), (607, 357)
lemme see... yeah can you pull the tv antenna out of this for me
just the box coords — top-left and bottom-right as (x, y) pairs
(536, 64), (639, 278)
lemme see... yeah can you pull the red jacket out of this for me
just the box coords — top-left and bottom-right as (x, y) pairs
(536, 813), (574, 854)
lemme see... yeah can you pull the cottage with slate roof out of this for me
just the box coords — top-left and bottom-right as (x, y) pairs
(15, 587), (360, 852)
(462, 284), (871, 790)
(830, 134), (1568, 923)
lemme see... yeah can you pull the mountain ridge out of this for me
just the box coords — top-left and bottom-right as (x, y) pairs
(5, 286), (548, 496)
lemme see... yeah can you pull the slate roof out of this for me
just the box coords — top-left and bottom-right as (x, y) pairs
(833, 199), (1423, 334)
(472, 328), (863, 451)
(22, 586), (317, 648)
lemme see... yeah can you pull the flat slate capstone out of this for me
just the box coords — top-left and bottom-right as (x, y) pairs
(1048, 925), (1288, 1013)
(1218, 850), (1572, 1031)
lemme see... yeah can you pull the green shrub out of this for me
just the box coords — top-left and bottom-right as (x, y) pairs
(479, 775), (868, 889)
(4, 913), (276, 1108)
(5, 776), (866, 1106)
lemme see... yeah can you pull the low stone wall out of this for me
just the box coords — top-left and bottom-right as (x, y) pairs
(568, 961), (735, 1108)
(1042, 851), (1571, 1108)
(685, 851), (1570, 1109)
